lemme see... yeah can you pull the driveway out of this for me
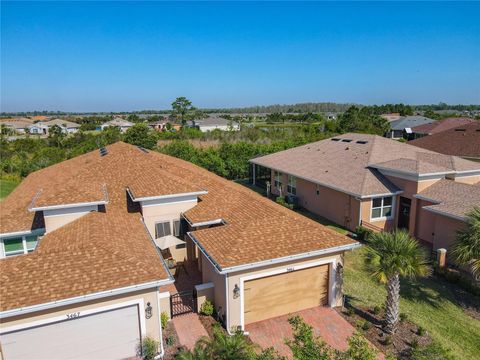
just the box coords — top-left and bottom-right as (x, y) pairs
(245, 306), (355, 357)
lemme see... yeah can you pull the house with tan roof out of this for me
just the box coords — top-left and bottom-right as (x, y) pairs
(100, 117), (134, 132)
(250, 133), (480, 255)
(410, 117), (476, 139)
(0, 142), (358, 359)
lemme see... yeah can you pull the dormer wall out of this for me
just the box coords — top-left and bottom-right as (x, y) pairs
(43, 204), (99, 233)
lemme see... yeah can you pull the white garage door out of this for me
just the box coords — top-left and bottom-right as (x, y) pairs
(1, 305), (141, 360)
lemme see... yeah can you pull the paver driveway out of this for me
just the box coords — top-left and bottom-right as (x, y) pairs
(245, 306), (355, 357)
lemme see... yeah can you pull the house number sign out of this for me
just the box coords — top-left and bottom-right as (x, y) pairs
(66, 312), (81, 320)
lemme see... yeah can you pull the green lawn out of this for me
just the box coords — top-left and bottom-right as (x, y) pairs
(0, 179), (19, 200)
(344, 248), (480, 360)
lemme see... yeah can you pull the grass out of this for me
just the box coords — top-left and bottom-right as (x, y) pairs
(344, 247), (480, 360)
(0, 179), (19, 200)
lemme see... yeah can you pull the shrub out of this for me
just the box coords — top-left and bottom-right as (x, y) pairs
(345, 307), (355, 316)
(166, 335), (175, 346)
(417, 326), (426, 336)
(372, 305), (381, 315)
(356, 319), (371, 331)
(355, 226), (373, 242)
(411, 338), (419, 349)
(344, 331), (377, 360)
(399, 313), (408, 322)
(383, 335), (392, 345)
(139, 336), (158, 360)
(276, 196), (294, 210)
(200, 300), (214, 316)
(161, 311), (169, 330)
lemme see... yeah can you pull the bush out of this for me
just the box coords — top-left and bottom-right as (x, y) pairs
(161, 311), (169, 330)
(355, 226), (373, 242)
(345, 307), (355, 316)
(383, 335), (392, 345)
(417, 326), (426, 336)
(276, 196), (294, 210)
(139, 336), (158, 360)
(399, 313), (408, 322)
(166, 335), (175, 346)
(372, 305), (381, 315)
(343, 331), (377, 360)
(200, 300), (214, 316)
(356, 319), (371, 331)
(411, 338), (419, 349)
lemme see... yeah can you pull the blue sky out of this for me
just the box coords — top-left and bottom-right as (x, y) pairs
(1, 1), (479, 112)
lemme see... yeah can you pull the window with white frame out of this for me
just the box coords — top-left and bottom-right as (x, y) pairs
(155, 221), (171, 238)
(2, 235), (38, 257)
(274, 171), (283, 189)
(371, 196), (393, 219)
(287, 175), (297, 195)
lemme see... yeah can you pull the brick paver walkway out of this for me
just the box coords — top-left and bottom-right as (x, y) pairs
(246, 307), (355, 357)
(172, 313), (209, 350)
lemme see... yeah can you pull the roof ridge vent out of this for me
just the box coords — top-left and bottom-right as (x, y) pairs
(99, 147), (108, 157)
(137, 146), (149, 153)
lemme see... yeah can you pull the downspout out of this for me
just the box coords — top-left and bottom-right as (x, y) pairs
(224, 273), (235, 335)
(154, 289), (165, 359)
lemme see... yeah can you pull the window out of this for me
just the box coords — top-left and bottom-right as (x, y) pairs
(173, 219), (186, 238)
(3, 235), (38, 257)
(371, 196), (393, 219)
(155, 221), (171, 238)
(274, 171), (283, 189)
(287, 175), (297, 195)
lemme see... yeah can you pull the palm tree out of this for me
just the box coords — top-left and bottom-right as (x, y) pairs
(364, 230), (431, 334)
(452, 207), (480, 279)
(175, 325), (257, 360)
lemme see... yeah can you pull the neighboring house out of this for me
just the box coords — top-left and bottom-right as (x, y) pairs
(250, 133), (480, 254)
(187, 117), (240, 132)
(0, 118), (34, 134)
(410, 117), (476, 139)
(27, 122), (49, 135)
(0, 142), (358, 358)
(387, 115), (435, 139)
(42, 118), (80, 133)
(380, 113), (402, 122)
(100, 118), (134, 132)
(149, 119), (181, 132)
(409, 122), (480, 161)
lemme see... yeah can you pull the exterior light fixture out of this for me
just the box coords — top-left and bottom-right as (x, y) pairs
(233, 284), (240, 299)
(145, 302), (153, 319)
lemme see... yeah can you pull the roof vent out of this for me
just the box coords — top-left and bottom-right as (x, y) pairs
(341, 139), (352, 142)
(356, 140), (368, 144)
(137, 146), (149, 153)
(331, 138), (341, 141)
(99, 147), (108, 157)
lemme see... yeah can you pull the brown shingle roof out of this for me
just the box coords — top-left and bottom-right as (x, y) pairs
(417, 180), (480, 220)
(409, 122), (480, 158)
(411, 117), (476, 135)
(1, 142), (355, 310)
(251, 133), (480, 197)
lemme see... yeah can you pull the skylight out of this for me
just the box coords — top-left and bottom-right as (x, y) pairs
(356, 140), (369, 144)
(341, 139), (352, 142)
(331, 138), (341, 141)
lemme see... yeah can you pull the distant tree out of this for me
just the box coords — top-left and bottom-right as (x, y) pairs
(452, 207), (480, 279)
(123, 123), (157, 149)
(172, 97), (194, 125)
(127, 114), (142, 123)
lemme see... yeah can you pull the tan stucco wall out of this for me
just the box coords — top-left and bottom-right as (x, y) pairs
(433, 215), (465, 253)
(414, 200), (436, 244)
(0, 288), (169, 344)
(200, 252), (226, 320)
(226, 252), (344, 331)
(43, 205), (99, 233)
(142, 200), (196, 239)
(360, 199), (395, 231)
(270, 171), (360, 231)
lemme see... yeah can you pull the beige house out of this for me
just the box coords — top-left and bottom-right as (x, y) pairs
(250, 134), (480, 255)
(0, 142), (358, 359)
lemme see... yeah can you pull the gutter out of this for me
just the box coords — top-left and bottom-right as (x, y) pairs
(127, 188), (208, 202)
(0, 279), (173, 319)
(0, 228), (45, 239)
(422, 206), (467, 222)
(187, 231), (360, 275)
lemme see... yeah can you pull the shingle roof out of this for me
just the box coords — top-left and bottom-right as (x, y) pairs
(43, 118), (80, 128)
(389, 116), (435, 130)
(409, 122), (480, 158)
(411, 117), (476, 135)
(417, 180), (480, 220)
(250, 133), (480, 197)
(1, 142), (356, 310)
(103, 118), (134, 127)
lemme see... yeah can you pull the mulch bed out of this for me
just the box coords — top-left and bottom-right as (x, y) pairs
(199, 314), (227, 338)
(337, 305), (431, 359)
(162, 321), (185, 360)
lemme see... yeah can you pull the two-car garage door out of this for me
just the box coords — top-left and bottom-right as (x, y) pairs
(1, 305), (141, 360)
(244, 264), (329, 325)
